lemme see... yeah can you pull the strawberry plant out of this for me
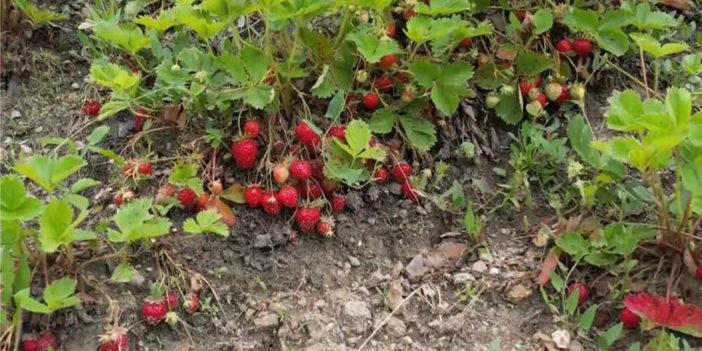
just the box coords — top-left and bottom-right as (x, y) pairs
(11, 0), (68, 26)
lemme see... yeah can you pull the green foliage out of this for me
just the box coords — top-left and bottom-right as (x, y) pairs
(110, 263), (137, 283)
(0, 175), (43, 221)
(107, 198), (172, 243)
(630, 33), (688, 60)
(14, 278), (81, 314)
(169, 162), (204, 194)
(12, 0), (68, 25)
(463, 201), (484, 241)
(369, 105), (438, 152)
(183, 210), (229, 237)
(15, 155), (86, 192)
(556, 224), (655, 267)
(39, 199), (96, 253)
(324, 120), (386, 185)
(410, 60), (474, 115)
(346, 27), (403, 63)
(563, 9), (628, 56)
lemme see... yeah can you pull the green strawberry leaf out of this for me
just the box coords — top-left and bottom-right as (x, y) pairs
(15, 155), (86, 192)
(107, 198), (172, 243)
(133, 9), (177, 32)
(346, 27), (403, 63)
(12, 0), (68, 25)
(405, 16), (432, 44)
(89, 59), (141, 93)
(631, 33), (688, 59)
(14, 289), (50, 314)
(110, 263), (136, 283)
(345, 120), (372, 156)
(183, 209), (229, 237)
(0, 175), (43, 221)
(237, 86), (276, 109)
(596, 28), (629, 57)
(409, 59), (441, 88)
(169, 162), (204, 194)
(515, 51), (554, 77)
(533, 9), (553, 35)
(398, 114), (437, 152)
(563, 9), (599, 34)
(494, 88), (523, 125)
(681, 54), (702, 75)
(310, 65), (337, 98)
(567, 114), (599, 168)
(94, 19), (150, 55)
(630, 2), (678, 31)
(414, 0), (474, 16)
(43, 277), (81, 312)
(369, 108), (395, 134)
(174, 5), (227, 40)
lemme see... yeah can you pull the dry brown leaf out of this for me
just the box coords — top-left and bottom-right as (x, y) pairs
(190, 274), (204, 292)
(507, 284), (533, 302)
(385, 280), (404, 314)
(661, 0), (693, 10)
(537, 249), (560, 286)
(533, 331), (558, 351)
(431, 242), (468, 261)
(683, 247), (698, 275)
(161, 104), (187, 129)
(207, 197), (236, 227)
(532, 224), (553, 247)
(174, 341), (191, 351)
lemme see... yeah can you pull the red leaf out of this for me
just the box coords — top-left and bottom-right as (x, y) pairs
(624, 292), (702, 337)
(537, 248), (560, 286)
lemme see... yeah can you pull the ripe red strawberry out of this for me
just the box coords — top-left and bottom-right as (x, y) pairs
(403, 8), (417, 20)
(379, 54), (397, 69)
(321, 179), (337, 195)
(266, 72), (277, 85)
(298, 180), (323, 200)
(232, 139), (258, 170)
(374, 76), (393, 93)
(178, 188), (196, 207)
(83, 101), (101, 117)
(620, 307), (641, 329)
(519, 80), (534, 97)
(295, 207), (321, 233)
(304, 136), (321, 155)
(697, 264), (702, 283)
(243, 120), (261, 138)
(195, 193), (211, 211)
(22, 335), (40, 351)
(141, 298), (168, 325)
(137, 162), (153, 176)
(568, 282), (588, 305)
(374, 167), (389, 183)
(387, 24), (396, 38)
(261, 191), (281, 215)
(572, 38), (593, 56)
(22, 334), (57, 351)
(310, 159), (325, 181)
(515, 10), (525, 21)
(33, 333), (57, 351)
(290, 160), (312, 181)
(183, 293), (200, 314)
(165, 292), (178, 310)
(296, 123), (319, 145)
(245, 186), (263, 208)
(99, 327), (129, 351)
(534, 75), (543, 88)
(536, 93), (547, 108)
(329, 125), (346, 143)
(277, 186), (299, 208)
(400, 181), (419, 202)
(330, 195), (346, 212)
(556, 39), (572, 53)
(393, 162), (412, 182)
(134, 108), (149, 132)
(459, 37), (472, 48)
(363, 93), (380, 110)
(316, 216), (335, 237)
